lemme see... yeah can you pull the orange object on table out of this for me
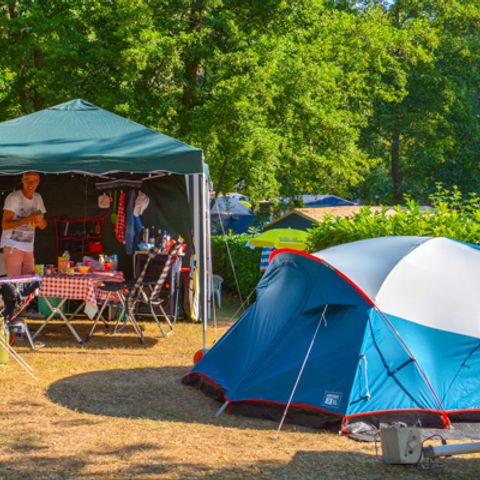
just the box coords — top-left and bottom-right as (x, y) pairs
(58, 256), (69, 274)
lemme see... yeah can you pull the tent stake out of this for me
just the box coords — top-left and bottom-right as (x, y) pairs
(0, 335), (38, 383)
(276, 304), (328, 438)
(215, 401), (229, 417)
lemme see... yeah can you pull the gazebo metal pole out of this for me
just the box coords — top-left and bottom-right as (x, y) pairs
(191, 173), (208, 349)
(199, 172), (209, 349)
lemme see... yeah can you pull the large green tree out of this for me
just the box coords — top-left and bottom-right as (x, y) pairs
(357, 0), (480, 203)
(1, 0), (479, 204)
(184, 1), (422, 200)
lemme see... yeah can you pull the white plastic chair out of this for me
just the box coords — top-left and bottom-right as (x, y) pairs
(212, 274), (224, 309)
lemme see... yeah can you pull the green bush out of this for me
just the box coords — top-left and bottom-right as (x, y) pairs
(307, 186), (480, 251)
(211, 233), (262, 302)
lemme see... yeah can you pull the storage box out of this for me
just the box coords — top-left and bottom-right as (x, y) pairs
(38, 297), (65, 318)
(380, 427), (423, 464)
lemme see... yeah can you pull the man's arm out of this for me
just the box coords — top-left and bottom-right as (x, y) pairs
(36, 196), (47, 230)
(35, 213), (47, 230)
(2, 209), (36, 230)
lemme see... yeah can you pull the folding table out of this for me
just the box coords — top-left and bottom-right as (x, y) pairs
(34, 272), (123, 344)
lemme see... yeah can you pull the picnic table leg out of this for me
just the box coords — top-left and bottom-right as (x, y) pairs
(34, 297), (83, 344)
(85, 292), (111, 342)
(67, 301), (86, 320)
(23, 324), (36, 350)
(59, 307), (84, 344)
(32, 297), (67, 340)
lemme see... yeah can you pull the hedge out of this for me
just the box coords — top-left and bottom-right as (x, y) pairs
(211, 233), (262, 302)
(307, 187), (480, 251)
(211, 188), (480, 302)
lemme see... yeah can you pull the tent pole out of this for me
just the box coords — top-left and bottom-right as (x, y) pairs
(215, 401), (229, 417)
(276, 304), (329, 438)
(192, 173), (208, 349)
(191, 174), (200, 324)
(0, 335), (38, 383)
(204, 174), (214, 331)
(199, 172), (209, 349)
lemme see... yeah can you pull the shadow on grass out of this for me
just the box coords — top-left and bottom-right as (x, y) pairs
(47, 367), (279, 431)
(23, 320), (159, 350)
(1, 448), (480, 479)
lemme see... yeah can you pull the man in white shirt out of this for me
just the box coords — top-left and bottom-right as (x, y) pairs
(1, 172), (47, 276)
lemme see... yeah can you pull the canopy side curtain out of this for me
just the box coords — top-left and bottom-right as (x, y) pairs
(187, 172), (212, 348)
(0, 174), (192, 279)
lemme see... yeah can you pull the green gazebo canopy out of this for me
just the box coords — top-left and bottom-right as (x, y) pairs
(0, 99), (203, 175)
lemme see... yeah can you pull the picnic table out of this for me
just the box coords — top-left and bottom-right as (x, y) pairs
(33, 271), (124, 344)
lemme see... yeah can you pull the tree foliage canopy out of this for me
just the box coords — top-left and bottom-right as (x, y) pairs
(1, 0), (479, 203)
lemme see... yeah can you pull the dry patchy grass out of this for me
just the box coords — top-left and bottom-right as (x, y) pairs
(1, 312), (479, 479)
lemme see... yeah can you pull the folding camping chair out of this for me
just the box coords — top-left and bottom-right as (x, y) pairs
(0, 275), (41, 350)
(84, 270), (149, 344)
(85, 247), (164, 343)
(85, 241), (184, 343)
(137, 241), (184, 335)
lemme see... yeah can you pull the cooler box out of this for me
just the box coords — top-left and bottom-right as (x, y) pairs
(38, 297), (65, 318)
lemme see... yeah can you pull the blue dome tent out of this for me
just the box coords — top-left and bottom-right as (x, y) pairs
(304, 194), (356, 207)
(184, 236), (480, 431)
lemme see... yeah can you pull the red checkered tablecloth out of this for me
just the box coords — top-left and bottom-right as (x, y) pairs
(39, 272), (124, 319)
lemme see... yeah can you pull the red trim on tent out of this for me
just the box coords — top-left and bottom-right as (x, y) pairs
(185, 372), (454, 428)
(346, 408), (445, 418)
(446, 408), (480, 414)
(186, 372), (343, 417)
(183, 371), (227, 400)
(269, 249), (375, 306)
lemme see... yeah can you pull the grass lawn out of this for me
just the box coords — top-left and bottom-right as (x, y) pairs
(1, 299), (479, 479)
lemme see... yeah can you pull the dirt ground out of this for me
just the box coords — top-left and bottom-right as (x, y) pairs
(1, 314), (480, 480)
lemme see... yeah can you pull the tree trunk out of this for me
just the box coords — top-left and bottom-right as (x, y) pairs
(32, 49), (44, 111)
(179, 0), (205, 135)
(391, 126), (403, 204)
(7, 2), (17, 19)
(214, 156), (229, 200)
(7, 2), (28, 111)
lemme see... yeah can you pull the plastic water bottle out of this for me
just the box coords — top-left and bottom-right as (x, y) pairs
(111, 254), (118, 272)
(161, 230), (168, 253)
(0, 321), (9, 368)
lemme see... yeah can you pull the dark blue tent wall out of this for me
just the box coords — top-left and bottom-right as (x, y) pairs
(184, 252), (372, 427)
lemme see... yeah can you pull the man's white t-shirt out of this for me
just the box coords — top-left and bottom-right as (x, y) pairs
(1, 190), (46, 252)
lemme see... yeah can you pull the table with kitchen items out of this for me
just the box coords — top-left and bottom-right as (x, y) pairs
(34, 271), (124, 344)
